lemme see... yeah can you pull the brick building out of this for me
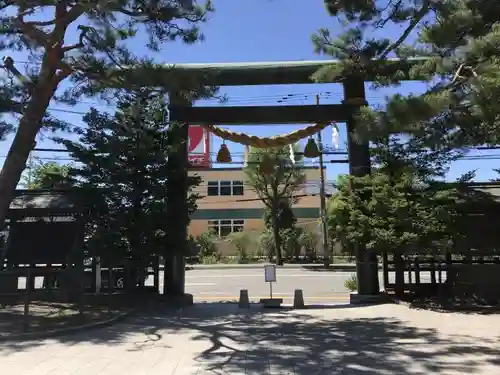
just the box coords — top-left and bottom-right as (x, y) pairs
(188, 166), (324, 237)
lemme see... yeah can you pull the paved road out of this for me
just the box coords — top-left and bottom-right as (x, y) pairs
(24, 267), (444, 305)
(184, 268), (352, 304)
(163, 268), (443, 304)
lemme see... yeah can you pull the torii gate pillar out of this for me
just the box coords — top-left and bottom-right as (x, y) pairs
(343, 76), (379, 295)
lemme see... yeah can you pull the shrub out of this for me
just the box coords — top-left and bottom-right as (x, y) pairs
(196, 232), (218, 259)
(281, 228), (300, 259)
(187, 234), (199, 257)
(258, 230), (275, 260)
(226, 232), (253, 263)
(200, 254), (220, 264)
(344, 274), (358, 292)
(298, 229), (319, 261)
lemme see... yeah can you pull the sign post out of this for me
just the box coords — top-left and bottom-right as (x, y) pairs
(264, 264), (277, 299)
(95, 256), (101, 294)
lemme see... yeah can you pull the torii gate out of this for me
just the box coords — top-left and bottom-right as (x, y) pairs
(120, 59), (421, 301)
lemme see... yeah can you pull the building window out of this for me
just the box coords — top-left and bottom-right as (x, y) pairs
(232, 180), (244, 195)
(208, 219), (244, 237)
(220, 180), (232, 196)
(206, 180), (245, 196)
(207, 181), (219, 196)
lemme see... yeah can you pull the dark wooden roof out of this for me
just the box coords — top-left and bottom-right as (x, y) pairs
(468, 183), (500, 201)
(10, 190), (76, 209)
(7, 189), (88, 218)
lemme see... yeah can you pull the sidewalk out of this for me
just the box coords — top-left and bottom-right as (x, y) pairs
(2, 303), (500, 374)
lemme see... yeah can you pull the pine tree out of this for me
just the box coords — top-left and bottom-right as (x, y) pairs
(0, 0), (215, 230)
(0, 57), (72, 140)
(315, 0), (500, 294)
(327, 136), (474, 294)
(314, 0), (500, 148)
(58, 90), (200, 289)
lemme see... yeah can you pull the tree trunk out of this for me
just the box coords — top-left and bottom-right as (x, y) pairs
(394, 251), (405, 297)
(271, 204), (283, 266)
(130, 151), (144, 293)
(0, 74), (58, 229)
(128, 239), (142, 292)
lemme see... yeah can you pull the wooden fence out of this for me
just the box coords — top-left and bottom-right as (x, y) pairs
(382, 251), (500, 296)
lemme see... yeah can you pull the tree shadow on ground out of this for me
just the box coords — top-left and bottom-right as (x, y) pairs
(0, 301), (121, 336)
(404, 296), (500, 315)
(2, 302), (500, 374)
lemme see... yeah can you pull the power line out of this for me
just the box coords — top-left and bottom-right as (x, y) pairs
(23, 153), (500, 162)
(18, 152), (500, 166)
(43, 91), (386, 106)
(45, 100), (387, 116)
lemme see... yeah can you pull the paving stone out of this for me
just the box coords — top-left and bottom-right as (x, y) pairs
(1, 303), (500, 374)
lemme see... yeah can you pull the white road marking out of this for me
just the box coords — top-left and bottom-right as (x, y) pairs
(196, 295), (350, 300)
(186, 273), (439, 279)
(198, 291), (294, 296)
(185, 282), (217, 286)
(185, 273), (351, 278)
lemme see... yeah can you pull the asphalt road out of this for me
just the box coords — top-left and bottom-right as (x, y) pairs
(23, 267), (444, 305)
(162, 268), (443, 304)
(183, 268), (353, 304)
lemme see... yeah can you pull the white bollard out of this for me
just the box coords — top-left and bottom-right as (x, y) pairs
(239, 289), (250, 308)
(293, 289), (305, 309)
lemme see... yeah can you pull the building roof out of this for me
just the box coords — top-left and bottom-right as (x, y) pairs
(461, 182), (500, 206)
(469, 182), (500, 198)
(7, 189), (98, 218)
(10, 190), (77, 211)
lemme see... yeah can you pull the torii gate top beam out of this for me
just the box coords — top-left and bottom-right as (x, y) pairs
(116, 58), (427, 87)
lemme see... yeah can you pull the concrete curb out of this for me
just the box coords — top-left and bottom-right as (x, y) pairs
(0, 308), (135, 343)
(391, 297), (412, 308)
(186, 263), (383, 271)
(349, 291), (393, 305)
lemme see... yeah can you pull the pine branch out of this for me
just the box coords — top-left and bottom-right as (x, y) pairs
(14, 9), (51, 47)
(379, 0), (430, 59)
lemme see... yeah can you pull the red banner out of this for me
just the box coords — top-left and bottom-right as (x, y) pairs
(188, 125), (210, 168)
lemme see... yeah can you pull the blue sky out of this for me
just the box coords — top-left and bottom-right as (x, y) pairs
(3, 0), (499, 184)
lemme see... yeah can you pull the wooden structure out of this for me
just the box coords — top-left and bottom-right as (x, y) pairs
(122, 58), (425, 296)
(382, 182), (500, 300)
(0, 189), (87, 300)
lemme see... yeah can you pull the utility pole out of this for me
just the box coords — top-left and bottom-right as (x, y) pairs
(316, 94), (330, 267)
